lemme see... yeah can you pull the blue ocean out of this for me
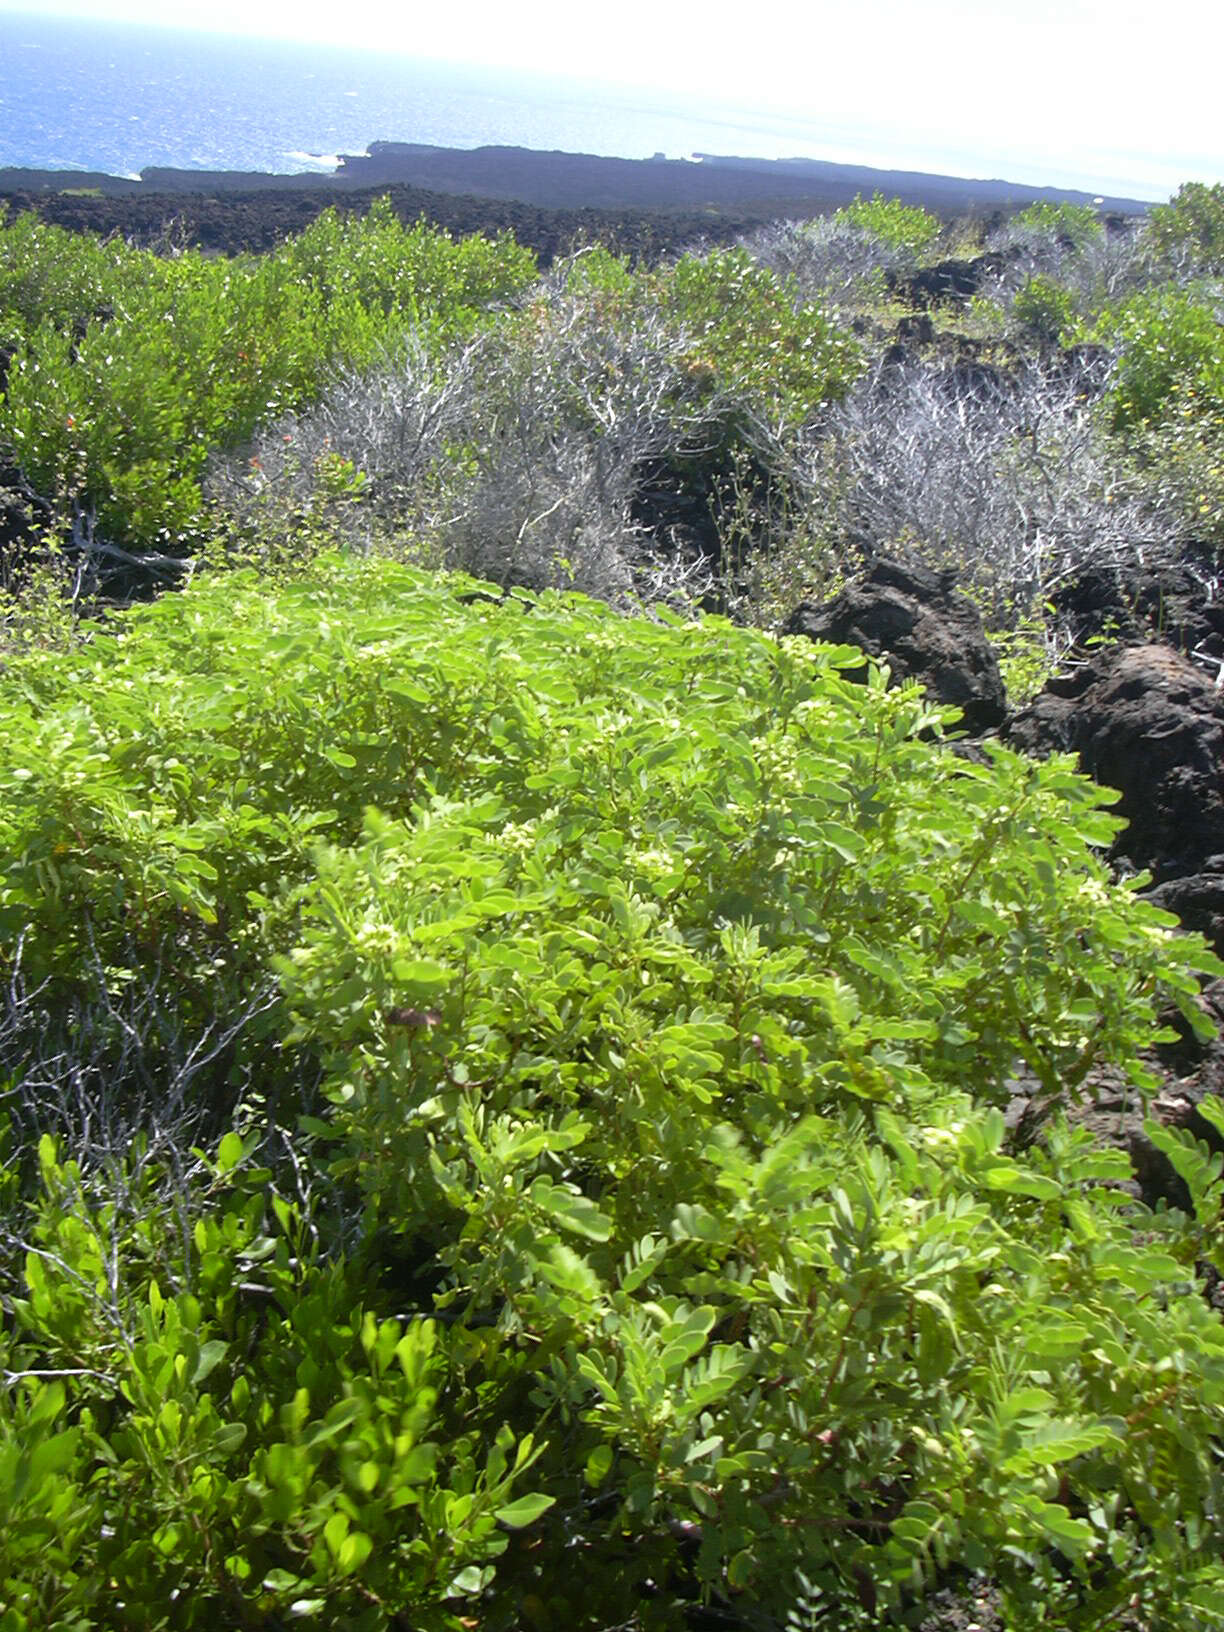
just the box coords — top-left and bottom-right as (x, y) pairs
(0, 10), (897, 181)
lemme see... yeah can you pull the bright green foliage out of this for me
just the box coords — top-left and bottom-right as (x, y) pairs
(658, 247), (863, 421)
(1011, 273), (1077, 347)
(1145, 1096), (1224, 1275)
(0, 205), (156, 343)
(0, 199), (535, 549)
(274, 198), (535, 325)
(835, 192), (941, 255)
(987, 614), (1062, 705)
(1123, 391), (1224, 547)
(1012, 201), (1104, 250)
(561, 243), (637, 297)
(1093, 285), (1224, 432)
(1148, 181), (1224, 272)
(1092, 284), (1224, 542)
(1, 554), (1221, 1626)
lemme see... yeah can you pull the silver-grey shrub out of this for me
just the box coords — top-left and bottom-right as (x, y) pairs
(209, 268), (753, 605)
(979, 217), (1157, 317)
(740, 217), (916, 311)
(205, 334), (479, 555)
(787, 350), (1187, 619)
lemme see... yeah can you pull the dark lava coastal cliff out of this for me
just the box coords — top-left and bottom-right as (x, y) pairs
(0, 144), (1148, 261)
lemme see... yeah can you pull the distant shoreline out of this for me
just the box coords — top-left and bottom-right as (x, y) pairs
(0, 143), (1151, 218)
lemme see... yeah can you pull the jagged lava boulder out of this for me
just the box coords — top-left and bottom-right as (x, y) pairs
(1051, 557), (1224, 664)
(782, 558), (1007, 732)
(887, 250), (1012, 310)
(1146, 869), (1224, 957)
(1005, 644), (1224, 885)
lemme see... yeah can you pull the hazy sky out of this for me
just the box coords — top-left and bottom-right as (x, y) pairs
(3, 0), (1221, 198)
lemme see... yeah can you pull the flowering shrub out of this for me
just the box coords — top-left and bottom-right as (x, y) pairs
(0, 555), (1221, 1628)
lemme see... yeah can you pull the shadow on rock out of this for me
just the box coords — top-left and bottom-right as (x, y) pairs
(782, 557), (1007, 733)
(1005, 642), (1224, 898)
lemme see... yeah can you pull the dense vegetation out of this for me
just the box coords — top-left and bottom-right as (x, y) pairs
(1, 184), (1223, 1630)
(0, 198), (537, 552)
(4, 188), (1224, 617)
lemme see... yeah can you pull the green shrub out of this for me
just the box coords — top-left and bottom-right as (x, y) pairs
(1012, 201), (1104, 251)
(560, 243), (637, 297)
(0, 205), (154, 349)
(0, 200), (536, 552)
(0, 1137), (551, 1631)
(658, 246), (862, 422)
(1011, 272), (1078, 347)
(1148, 181), (1224, 273)
(277, 197), (536, 331)
(1, 554), (1221, 1627)
(1093, 286), (1224, 433)
(1122, 389), (1224, 547)
(835, 192), (941, 255)
(987, 611), (1064, 704)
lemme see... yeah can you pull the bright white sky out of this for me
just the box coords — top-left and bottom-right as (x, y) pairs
(4, 0), (1222, 198)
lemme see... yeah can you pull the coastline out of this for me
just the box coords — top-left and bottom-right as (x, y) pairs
(0, 143), (1150, 217)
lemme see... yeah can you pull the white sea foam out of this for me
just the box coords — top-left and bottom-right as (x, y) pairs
(0, 11), (885, 182)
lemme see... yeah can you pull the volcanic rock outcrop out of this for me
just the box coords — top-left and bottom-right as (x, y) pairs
(782, 557), (1008, 732)
(1005, 642), (1224, 896)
